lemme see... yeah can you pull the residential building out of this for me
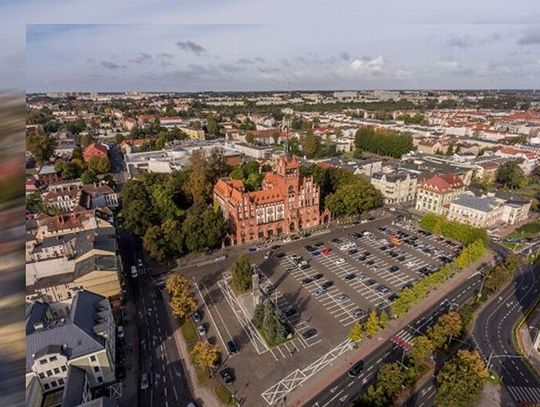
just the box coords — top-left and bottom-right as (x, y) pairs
(415, 173), (465, 214)
(370, 171), (417, 205)
(214, 155), (321, 245)
(26, 291), (116, 399)
(83, 143), (108, 163)
(447, 193), (505, 228)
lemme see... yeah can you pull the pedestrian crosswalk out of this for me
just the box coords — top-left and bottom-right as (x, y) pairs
(507, 386), (540, 402)
(390, 329), (415, 350)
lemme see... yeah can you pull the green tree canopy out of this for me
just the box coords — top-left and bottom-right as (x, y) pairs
(355, 126), (414, 158)
(435, 350), (488, 407)
(231, 255), (252, 293)
(325, 179), (383, 218)
(27, 132), (57, 164)
(496, 161), (524, 189)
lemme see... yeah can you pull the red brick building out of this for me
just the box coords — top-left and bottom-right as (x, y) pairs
(83, 143), (108, 162)
(214, 155), (321, 245)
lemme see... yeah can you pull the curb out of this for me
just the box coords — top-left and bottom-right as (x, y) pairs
(513, 291), (540, 379)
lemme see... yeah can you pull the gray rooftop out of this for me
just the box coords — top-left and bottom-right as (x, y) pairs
(61, 365), (87, 407)
(452, 194), (500, 213)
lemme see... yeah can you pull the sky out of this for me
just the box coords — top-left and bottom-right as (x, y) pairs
(3, 0), (540, 91)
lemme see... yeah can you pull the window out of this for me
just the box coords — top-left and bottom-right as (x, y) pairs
(97, 376), (103, 383)
(61, 365), (67, 372)
(58, 378), (65, 385)
(53, 367), (60, 374)
(90, 355), (97, 362)
(49, 356), (57, 362)
(51, 381), (57, 388)
(39, 359), (47, 365)
(43, 383), (50, 390)
(38, 373), (45, 379)
(93, 366), (100, 373)
(46, 370), (52, 376)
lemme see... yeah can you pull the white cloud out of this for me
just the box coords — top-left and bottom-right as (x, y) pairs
(349, 56), (386, 75)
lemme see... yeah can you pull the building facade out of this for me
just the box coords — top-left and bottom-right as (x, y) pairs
(415, 173), (465, 214)
(370, 171), (417, 205)
(214, 155), (321, 245)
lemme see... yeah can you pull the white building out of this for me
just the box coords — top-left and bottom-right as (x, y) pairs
(370, 171), (417, 205)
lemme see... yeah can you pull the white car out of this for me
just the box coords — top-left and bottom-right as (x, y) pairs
(283, 237), (292, 243)
(336, 294), (349, 302)
(140, 373), (149, 390)
(335, 258), (345, 265)
(117, 326), (124, 339)
(197, 325), (207, 336)
(406, 261), (416, 268)
(215, 255), (227, 262)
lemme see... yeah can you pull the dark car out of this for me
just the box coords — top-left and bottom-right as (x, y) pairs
(331, 238), (342, 244)
(301, 278), (313, 284)
(366, 259), (375, 266)
(220, 368), (235, 385)
(388, 265), (400, 272)
(388, 293), (399, 301)
(348, 360), (365, 377)
(388, 251), (398, 258)
(276, 252), (286, 258)
(363, 251), (372, 257)
(397, 255), (406, 262)
(227, 340), (239, 355)
(303, 328), (317, 339)
(348, 248), (359, 255)
(271, 244), (281, 250)
(379, 246), (388, 251)
(351, 232), (362, 239)
(366, 279), (377, 286)
(314, 241), (325, 247)
(345, 273), (357, 281)
(284, 308), (297, 317)
(376, 285), (390, 293)
(321, 281), (334, 289)
(300, 264), (311, 270)
(359, 273), (370, 280)
(313, 273), (323, 280)
(192, 310), (202, 324)
(305, 245), (315, 252)
(358, 255), (366, 261)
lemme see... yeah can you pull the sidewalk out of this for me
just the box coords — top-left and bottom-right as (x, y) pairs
(286, 251), (494, 407)
(516, 302), (540, 377)
(117, 300), (139, 407)
(163, 292), (221, 407)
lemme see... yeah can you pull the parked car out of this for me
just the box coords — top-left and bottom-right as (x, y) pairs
(312, 273), (323, 280)
(344, 273), (357, 281)
(366, 279), (377, 286)
(264, 251), (272, 259)
(247, 247), (257, 253)
(301, 277), (313, 284)
(192, 311), (202, 324)
(220, 368), (235, 385)
(388, 293), (399, 301)
(215, 255), (227, 262)
(300, 264), (311, 270)
(117, 326), (124, 339)
(284, 308), (297, 317)
(311, 250), (321, 256)
(335, 258), (345, 265)
(303, 328), (317, 339)
(376, 285), (390, 294)
(363, 251), (372, 257)
(353, 308), (366, 319)
(388, 265), (399, 272)
(271, 244), (281, 250)
(320, 247), (332, 255)
(140, 373), (149, 390)
(321, 281), (334, 289)
(348, 360), (365, 377)
(336, 294), (349, 302)
(227, 340), (239, 355)
(276, 252), (286, 258)
(348, 248), (358, 255)
(314, 288), (326, 297)
(366, 259), (375, 266)
(314, 241), (325, 247)
(197, 324), (206, 336)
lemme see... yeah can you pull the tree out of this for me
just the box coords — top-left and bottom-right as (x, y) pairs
(231, 255), (252, 293)
(325, 179), (383, 217)
(27, 132), (57, 164)
(348, 322), (364, 343)
(206, 114), (220, 136)
(190, 341), (220, 370)
(88, 156), (112, 174)
(253, 299), (292, 346)
(435, 350), (488, 407)
(71, 146), (83, 161)
(54, 160), (84, 180)
(184, 150), (212, 205)
(245, 132), (255, 144)
(302, 129), (321, 158)
(206, 148), (229, 184)
(354, 126), (414, 158)
(364, 311), (380, 337)
(376, 363), (406, 399)
(143, 225), (168, 261)
(182, 205), (226, 253)
(121, 180), (156, 236)
(427, 311), (462, 349)
(165, 274), (197, 319)
(496, 161), (524, 189)
(378, 310), (389, 328)
(81, 170), (97, 184)
(161, 218), (184, 257)
(409, 336), (434, 367)
(80, 133), (94, 149)
(27, 192), (45, 214)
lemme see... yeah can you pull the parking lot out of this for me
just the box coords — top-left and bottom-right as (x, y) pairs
(187, 214), (463, 406)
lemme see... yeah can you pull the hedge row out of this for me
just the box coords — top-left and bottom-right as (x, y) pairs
(420, 213), (488, 246)
(392, 239), (486, 317)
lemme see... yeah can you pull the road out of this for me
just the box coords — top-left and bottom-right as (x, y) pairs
(119, 229), (194, 407)
(305, 271), (484, 407)
(471, 258), (540, 405)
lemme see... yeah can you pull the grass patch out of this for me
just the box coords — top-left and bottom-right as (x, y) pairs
(194, 364), (211, 386)
(181, 319), (198, 346)
(509, 218), (540, 239)
(214, 383), (235, 405)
